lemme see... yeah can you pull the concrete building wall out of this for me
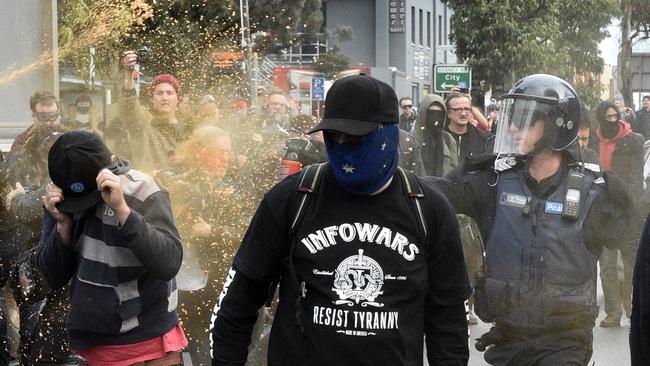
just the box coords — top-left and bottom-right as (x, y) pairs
(0, 1), (58, 150)
(433, 0), (457, 64)
(326, 0), (455, 104)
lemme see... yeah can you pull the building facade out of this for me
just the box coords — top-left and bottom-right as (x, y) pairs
(0, 1), (58, 150)
(325, 0), (456, 103)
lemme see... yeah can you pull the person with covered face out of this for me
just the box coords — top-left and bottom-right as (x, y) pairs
(38, 131), (186, 365)
(210, 75), (471, 365)
(426, 74), (634, 365)
(590, 100), (645, 328)
(411, 93), (459, 176)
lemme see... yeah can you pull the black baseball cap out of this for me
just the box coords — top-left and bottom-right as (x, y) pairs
(48, 131), (112, 213)
(310, 75), (399, 136)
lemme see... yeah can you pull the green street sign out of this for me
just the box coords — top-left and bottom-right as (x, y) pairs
(434, 64), (472, 93)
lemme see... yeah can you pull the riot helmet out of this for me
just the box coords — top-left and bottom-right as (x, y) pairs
(493, 74), (581, 156)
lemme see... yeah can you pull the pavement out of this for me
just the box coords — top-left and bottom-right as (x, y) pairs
(465, 304), (630, 366)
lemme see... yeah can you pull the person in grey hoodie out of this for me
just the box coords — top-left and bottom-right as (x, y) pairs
(412, 94), (459, 176)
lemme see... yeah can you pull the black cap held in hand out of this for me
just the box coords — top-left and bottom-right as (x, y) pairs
(310, 75), (399, 136)
(48, 131), (112, 213)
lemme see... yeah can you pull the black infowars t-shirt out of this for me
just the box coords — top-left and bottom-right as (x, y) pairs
(234, 167), (470, 365)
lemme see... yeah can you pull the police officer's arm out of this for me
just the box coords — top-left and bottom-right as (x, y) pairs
(210, 191), (288, 365)
(424, 155), (496, 221)
(423, 188), (471, 365)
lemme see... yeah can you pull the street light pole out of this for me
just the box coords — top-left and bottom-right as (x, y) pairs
(239, 0), (254, 107)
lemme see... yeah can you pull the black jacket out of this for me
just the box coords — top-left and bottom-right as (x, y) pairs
(38, 160), (183, 349)
(590, 124), (645, 200)
(634, 108), (650, 140)
(445, 123), (494, 161)
(399, 129), (425, 176)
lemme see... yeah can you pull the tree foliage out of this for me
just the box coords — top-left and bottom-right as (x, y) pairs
(58, 0), (154, 82)
(58, 0), (324, 96)
(315, 26), (352, 79)
(443, 0), (618, 104)
(619, 0), (650, 107)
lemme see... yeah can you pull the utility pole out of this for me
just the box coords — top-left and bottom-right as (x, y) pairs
(619, 0), (633, 109)
(240, 0), (254, 107)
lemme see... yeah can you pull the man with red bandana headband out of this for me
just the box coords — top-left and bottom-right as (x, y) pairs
(210, 74), (471, 365)
(111, 50), (192, 172)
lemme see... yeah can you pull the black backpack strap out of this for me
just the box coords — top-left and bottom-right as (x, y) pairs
(287, 162), (327, 335)
(397, 167), (428, 240)
(290, 162), (327, 231)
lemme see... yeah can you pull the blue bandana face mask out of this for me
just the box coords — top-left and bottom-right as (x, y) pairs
(325, 124), (400, 195)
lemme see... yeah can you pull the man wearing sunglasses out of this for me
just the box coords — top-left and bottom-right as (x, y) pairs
(399, 97), (417, 132)
(9, 91), (61, 160)
(427, 74), (633, 365)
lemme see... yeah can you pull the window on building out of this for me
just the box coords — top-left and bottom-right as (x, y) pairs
(419, 9), (423, 46)
(412, 83), (420, 104)
(424, 85), (430, 96)
(438, 15), (443, 45)
(427, 11), (431, 47)
(411, 7), (416, 44)
(444, 7), (448, 45)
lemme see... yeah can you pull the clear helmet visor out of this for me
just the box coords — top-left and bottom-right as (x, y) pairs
(493, 98), (551, 156)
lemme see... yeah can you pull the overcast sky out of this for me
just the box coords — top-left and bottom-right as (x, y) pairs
(599, 20), (620, 66)
(599, 18), (650, 66)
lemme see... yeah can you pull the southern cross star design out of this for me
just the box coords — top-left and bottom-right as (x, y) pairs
(342, 163), (356, 174)
(381, 142), (387, 151)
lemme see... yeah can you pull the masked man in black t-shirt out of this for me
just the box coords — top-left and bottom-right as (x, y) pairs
(210, 75), (471, 366)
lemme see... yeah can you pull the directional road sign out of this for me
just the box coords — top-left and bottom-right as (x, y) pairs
(434, 64), (472, 93)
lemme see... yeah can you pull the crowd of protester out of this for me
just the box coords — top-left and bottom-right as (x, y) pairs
(2, 57), (650, 366)
(0, 48), (330, 365)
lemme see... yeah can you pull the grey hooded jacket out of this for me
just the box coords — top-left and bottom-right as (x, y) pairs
(412, 94), (459, 176)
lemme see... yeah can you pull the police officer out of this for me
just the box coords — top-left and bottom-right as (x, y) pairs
(427, 74), (633, 365)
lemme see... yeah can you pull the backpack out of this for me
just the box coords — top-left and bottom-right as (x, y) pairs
(289, 162), (428, 240)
